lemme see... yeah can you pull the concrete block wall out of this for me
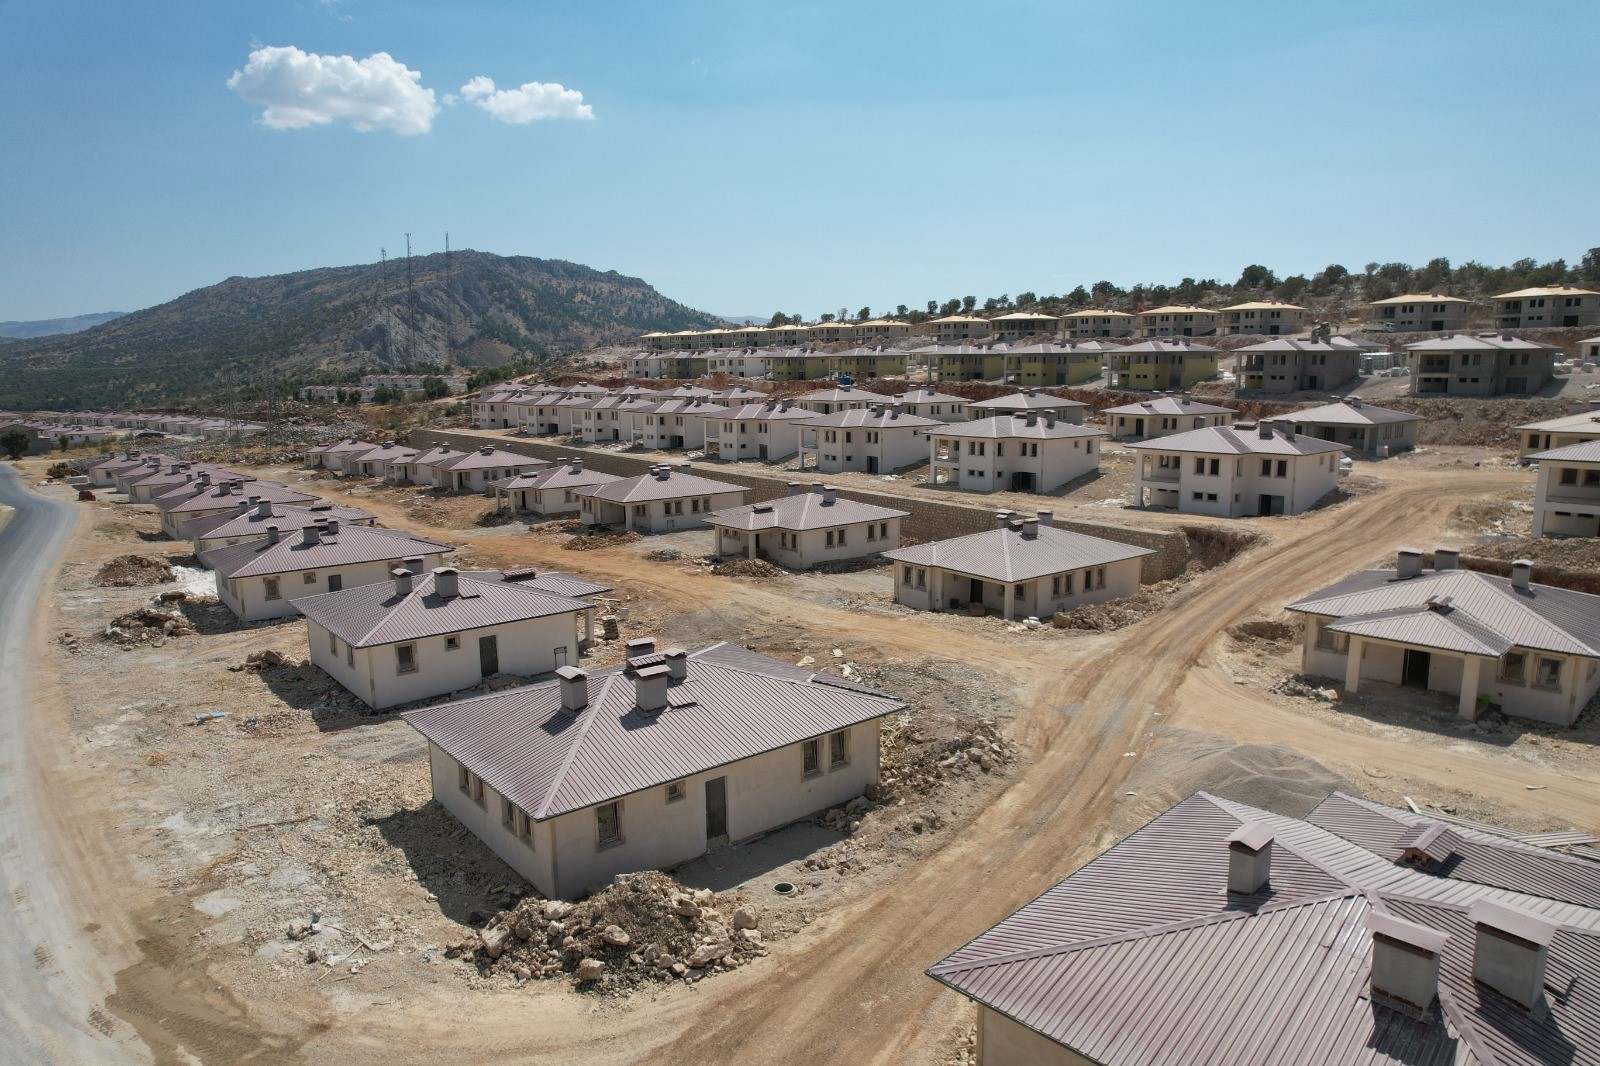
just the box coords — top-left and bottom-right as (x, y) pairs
(409, 429), (1189, 582)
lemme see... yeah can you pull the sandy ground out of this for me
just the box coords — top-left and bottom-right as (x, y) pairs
(8, 448), (1599, 1065)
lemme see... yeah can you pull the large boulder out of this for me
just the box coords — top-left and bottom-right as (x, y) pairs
(481, 926), (510, 960)
(575, 958), (605, 982)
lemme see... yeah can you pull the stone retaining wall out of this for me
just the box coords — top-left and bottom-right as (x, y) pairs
(410, 429), (1191, 582)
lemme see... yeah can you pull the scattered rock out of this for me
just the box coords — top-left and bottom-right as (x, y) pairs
(574, 958), (605, 982)
(96, 554), (176, 588)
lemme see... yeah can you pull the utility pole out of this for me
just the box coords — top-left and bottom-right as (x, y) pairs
(404, 232), (416, 368)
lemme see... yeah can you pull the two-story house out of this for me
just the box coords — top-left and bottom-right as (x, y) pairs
(1104, 394), (1234, 440)
(928, 413), (1103, 494)
(1107, 339), (1220, 390)
(1405, 334), (1560, 396)
(1234, 336), (1365, 393)
(1219, 301), (1309, 336)
(705, 400), (815, 462)
(796, 406), (940, 474)
(1367, 293), (1471, 332)
(1528, 440), (1600, 538)
(1130, 423), (1346, 516)
(1061, 309), (1136, 338)
(1262, 398), (1423, 457)
(1493, 286), (1600, 329)
(1136, 305), (1219, 338)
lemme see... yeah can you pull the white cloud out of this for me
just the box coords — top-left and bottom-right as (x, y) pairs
(227, 45), (438, 134)
(459, 76), (594, 123)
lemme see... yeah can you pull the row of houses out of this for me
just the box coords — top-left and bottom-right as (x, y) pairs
(22, 410), (264, 436)
(300, 373), (472, 403)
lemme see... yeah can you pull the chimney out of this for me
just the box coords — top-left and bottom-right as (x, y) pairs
(993, 510), (1012, 529)
(634, 663), (670, 714)
(434, 567), (459, 598)
(1433, 547), (1459, 571)
(404, 556), (425, 575)
(810, 481), (825, 495)
(1226, 822), (1273, 894)
(822, 485), (838, 505)
(1181, 392), (1191, 405)
(236, 499), (252, 515)
(1258, 423), (1273, 440)
(664, 647), (688, 681)
(392, 567), (413, 597)
(1043, 412), (1056, 428)
(654, 466), (670, 481)
(626, 637), (657, 658)
(1469, 900), (1557, 1010)
(556, 457), (568, 466)
(787, 482), (802, 497)
(570, 458), (583, 472)
(1350, 396), (1363, 408)
(480, 446), (494, 455)
(556, 666), (588, 713)
(265, 524), (281, 545)
(1510, 559), (1532, 592)
(1366, 911), (1449, 1010)
(1022, 517), (1039, 538)
(1036, 509), (1054, 528)
(302, 525), (321, 546)
(1284, 426), (1296, 442)
(679, 463), (692, 473)
(1025, 412), (1038, 427)
(325, 518), (340, 536)
(1396, 548), (1424, 580)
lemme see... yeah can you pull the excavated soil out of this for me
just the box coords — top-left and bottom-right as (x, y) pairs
(96, 553), (176, 587)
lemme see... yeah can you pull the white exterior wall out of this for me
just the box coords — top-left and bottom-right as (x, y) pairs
(799, 425), (928, 474)
(892, 556), (1142, 617)
(1531, 460), (1600, 538)
(930, 435), (1101, 494)
(582, 490), (748, 533)
(1268, 419), (1419, 457)
(714, 420), (803, 462)
(977, 1008), (1093, 1066)
(216, 554), (445, 622)
(1110, 411), (1232, 440)
(714, 517), (902, 569)
(429, 723), (880, 899)
(1137, 449), (1341, 517)
(630, 411), (711, 450)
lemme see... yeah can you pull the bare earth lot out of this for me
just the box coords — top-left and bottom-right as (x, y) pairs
(8, 441), (1600, 1065)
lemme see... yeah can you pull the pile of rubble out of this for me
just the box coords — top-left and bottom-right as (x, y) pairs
(475, 507), (517, 527)
(102, 602), (194, 645)
(561, 530), (641, 551)
(232, 648), (299, 672)
(709, 557), (784, 579)
(96, 553), (176, 588)
(1051, 578), (1183, 632)
(1272, 674), (1341, 703)
(877, 713), (1013, 801)
(453, 872), (768, 994)
(1227, 618), (1298, 645)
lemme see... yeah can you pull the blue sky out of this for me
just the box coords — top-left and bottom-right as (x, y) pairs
(2, 0), (1596, 321)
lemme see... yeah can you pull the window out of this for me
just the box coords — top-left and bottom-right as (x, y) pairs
(1500, 652), (1525, 685)
(329, 631), (338, 654)
(903, 565), (913, 585)
(1194, 457), (1206, 474)
(346, 643), (354, 667)
(838, 528), (847, 546)
(1275, 460), (1287, 478)
(1260, 459), (1273, 477)
(458, 762), (470, 793)
(826, 530), (835, 547)
(303, 572), (317, 585)
(445, 635), (461, 651)
(502, 797), (517, 829)
(916, 568), (927, 590)
(665, 780), (686, 803)
(1560, 468), (1579, 486)
(1535, 658), (1562, 690)
(1315, 622), (1348, 653)
(1095, 567), (1105, 590)
(829, 730), (848, 767)
(802, 738), (821, 777)
(1193, 492), (1204, 501)
(396, 643), (418, 674)
(879, 522), (888, 540)
(1208, 458), (1220, 476)
(264, 576), (281, 601)
(596, 801), (621, 845)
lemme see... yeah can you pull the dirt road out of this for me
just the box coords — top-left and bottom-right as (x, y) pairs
(0, 467), (140, 1064)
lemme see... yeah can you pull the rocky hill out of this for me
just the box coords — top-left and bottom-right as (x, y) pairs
(0, 251), (720, 410)
(0, 311), (128, 340)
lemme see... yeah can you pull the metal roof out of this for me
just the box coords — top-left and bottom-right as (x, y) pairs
(1112, 339), (1221, 354)
(928, 791), (1600, 1066)
(202, 525), (454, 579)
(1405, 335), (1561, 353)
(293, 568), (593, 647)
(1234, 336), (1376, 353)
(433, 447), (550, 472)
(1221, 301), (1309, 312)
(184, 502), (374, 540)
(967, 392), (1089, 412)
(401, 642), (904, 820)
(883, 523), (1151, 583)
(715, 401), (815, 422)
(1263, 401), (1423, 428)
(928, 414), (1102, 441)
(154, 480), (318, 514)
(793, 408), (941, 430)
(895, 388), (972, 405)
(1494, 286), (1600, 300)
(1369, 293), (1471, 306)
(1528, 440), (1600, 463)
(1287, 566), (1600, 658)
(1104, 396), (1234, 417)
(1326, 605), (1516, 657)
(1514, 411), (1600, 434)
(1127, 425), (1346, 457)
(488, 463), (622, 492)
(577, 468), (747, 505)
(795, 386), (882, 402)
(705, 491), (908, 532)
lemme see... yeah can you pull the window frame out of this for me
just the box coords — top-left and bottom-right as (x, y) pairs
(596, 801), (622, 846)
(801, 738), (821, 777)
(396, 642), (419, 675)
(829, 729), (848, 768)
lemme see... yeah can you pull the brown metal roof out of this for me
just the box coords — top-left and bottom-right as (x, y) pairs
(967, 392), (1090, 413)
(433, 447), (550, 472)
(1405, 335), (1560, 353)
(488, 463), (622, 492)
(184, 502), (375, 540)
(577, 468), (746, 505)
(1528, 440), (1600, 463)
(1127, 425), (1346, 457)
(928, 414), (1102, 441)
(1326, 604), (1516, 657)
(1263, 401), (1423, 428)
(401, 642), (904, 820)
(705, 491), (908, 532)
(882, 523), (1151, 583)
(154, 480), (318, 514)
(201, 525), (453, 578)
(793, 408), (941, 430)
(1104, 396), (1234, 417)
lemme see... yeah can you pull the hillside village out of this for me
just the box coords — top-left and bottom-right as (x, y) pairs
(4, 271), (1600, 1066)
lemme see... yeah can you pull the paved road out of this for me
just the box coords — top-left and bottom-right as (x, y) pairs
(0, 466), (131, 1063)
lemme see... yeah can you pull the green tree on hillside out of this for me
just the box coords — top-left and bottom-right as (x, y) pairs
(0, 430), (29, 461)
(960, 296), (976, 313)
(422, 376), (450, 400)
(1236, 264), (1278, 289)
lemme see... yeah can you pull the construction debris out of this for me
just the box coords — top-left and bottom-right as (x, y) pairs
(561, 531), (641, 551)
(96, 554), (176, 588)
(709, 557), (784, 579)
(101, 603), (194, 645)
(1052, 578), (1183, 632)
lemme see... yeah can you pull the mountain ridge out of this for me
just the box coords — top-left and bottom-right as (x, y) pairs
(0, 311), (129, 340)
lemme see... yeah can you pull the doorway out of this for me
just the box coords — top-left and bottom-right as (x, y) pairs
(479, 634), (499, 677)
(1133, 417), (1145, 437)
(1011, 471), (1035, 492)
(1402, 649), (1430, 688)
(867, 456), (879, 474)
(1258, 494), (1284, 516)
(705, 777), (728, 844)
(969, 577), (984, 604)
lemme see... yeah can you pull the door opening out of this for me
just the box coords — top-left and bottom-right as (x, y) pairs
(705, 777), (728, 844)
(479, 634), (499, 677)
(1402, 649), (1431, 688)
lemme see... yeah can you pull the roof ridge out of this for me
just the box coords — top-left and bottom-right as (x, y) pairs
(533, 672), (625, 819)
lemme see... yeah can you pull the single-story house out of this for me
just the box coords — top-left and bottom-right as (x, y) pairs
(430, 446), (550, 493)
(491, 458), (623, 516)
(1287, 547), (1600, 726)
(203, 522), (454, 622)
(1104, 394), (1234, 440)
(892, 388), (972, 422)
(883, 510), (1151, 620)
(154, 477), (319, 540)
(796, 406), (941, 474)
(401, 639), (905, 899)
(296, 566), (607, 710)
(1262, 398), (1423, 457)
(84, 452), (172, 488)
(576, 464), (747, 533)
(1516, 407), (1600, 458)
(307, 438), (375, 469)
(706, 484), (909, 569)
(1528, 440), (1600, 538)
(342, 442), (420, 479)
(187, 499), (376, 555)
(1130, 423), (1346, 516)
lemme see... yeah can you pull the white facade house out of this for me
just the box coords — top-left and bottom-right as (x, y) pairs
(576, 465), (747, 533)
(796, 407), (941, 474)
(154, 477), (318, 540)
(342, 442), (419, 479)
(1130, 424), (1346, 517)
(491, 458), (622, 516)
(892, 388), (972, 422)
(883, 510), (1151, 621)
(1516, 406), (1600, 458)
(705, 401), (813, 462)
(1528, 440), (1600, 538)
(84, 452), (172, 488)
(928, 414), (1104, 495)
(1104, 395), (1234, 440)
(296, 566), (607, 710)
(430, 447), (550, 493)
(965, 389), (1088, 425)
(186, 500), (376, 555)
(1262, 399), (1423, 457)
(1289, 549), (1600, 726)
(306, 439), (375, 469)
(706, 484), (908, 569)
(792, 386), (881, 415)
(623, 398), (728, 451)
(202, 523), (453, 622)
(402, 639), (904, 899)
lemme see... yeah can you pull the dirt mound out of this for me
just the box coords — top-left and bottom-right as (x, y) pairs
(876, 712), (1014, 801)
(562, 531), (641, 551)
(455, 872), (769, 994)
(1228, 618), (1298, 643)
(101, 603), (194, 645)
(96, 554), (176, 587)
(710, 558), (785, 579)
(475, 508), (516, 527)
(1052, 579), (1181, 632)
(1181, 525), (1265, 569)
(1128, 729), (1352, 818)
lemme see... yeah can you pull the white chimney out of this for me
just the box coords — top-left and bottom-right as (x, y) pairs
(391, 567), (413, 596)
(1433, 547), (1459, 571)
(1510, 560), (1532, 592)
(570, 458), (583, 472)
(1396, 548), (1424, 580)
(1226, 822), (1273, 894)
(664, 647), (688, 681)
(1469, 900), (1557, 1010)
(634, 663), (670, 714)
(433, 568), (459, 598)
(822, 485), (838, 505)
(265, 524), (281, 545)
(994, 510), (1013, 529)
(557, 665), (588, 712)
(1366, 911), (1449, 1009)
(1258, 423), (1273, 440)
(1036, 510), (1054, 528)
(302, 525), (321, 546)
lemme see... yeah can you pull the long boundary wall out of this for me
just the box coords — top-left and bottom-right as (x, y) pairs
(408, 429), (1190, 582)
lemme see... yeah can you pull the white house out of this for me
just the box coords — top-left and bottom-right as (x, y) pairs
(705, 401), (814, 463)
(706, 484), (908, 569)
(186, 500), (376, 555)
(296, 566), (607, 711)
(84, 452), (172, 488)
(154, 478), (318, 540)
(307, 438), (376, 469)
(1262, 399), (1423, 457)
(1288, 548), (1600, 726)
(401, 639), (905, 899)
(491, 458), (622, 516)
(203, 522), (454, 622)
(342, 442), (419, 479)
(430, 446), (550, 493)
(1130, 423), (1346, 516)
(928, 414), (1104, 494)
(576, 465), (747, 533)
(796, 406), (941, 474)
(1515, 406), (1600, 458)
(883, 510), (1151, 621)
(623, 398), (728, 451)
(964, 389), (1088, 425)
(1104, 395), (1234, 440)
(892, 388), (972, 422)
(1528, 440), (1600, 538)
(792, 385), (881, 415)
